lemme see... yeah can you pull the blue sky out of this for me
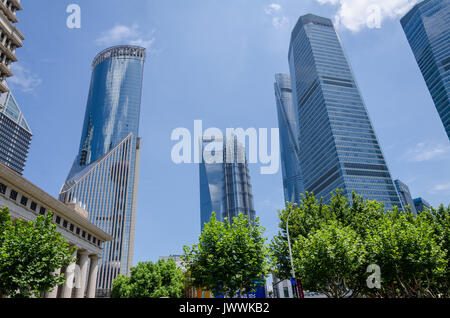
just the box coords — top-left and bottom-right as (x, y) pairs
(10, 0), (450, 264)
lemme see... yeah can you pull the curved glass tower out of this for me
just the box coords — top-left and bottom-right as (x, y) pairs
(274, 73), (305, 204)
(288, 14), (401, 209)
(59, 46), (145, 297)
(401, 0), (450, 140)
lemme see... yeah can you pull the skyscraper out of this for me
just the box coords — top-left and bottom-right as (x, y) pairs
(200, 136), (255, 230)
(401, 0), (450, 140)
(0, 90), (31, 174)
(0, 0), (24, 93)
(59, 45), (146, 297)
(414, 197), (432, 213)
(394, 179), (418, 214)
(0, 1), (30, 175)
(288, 14), (401, 209)
(274, 73), (305, 204)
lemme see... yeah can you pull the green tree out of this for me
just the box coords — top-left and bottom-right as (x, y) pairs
(111, 259), (185, 298)
(293, 222), (367, 298)
(183, 213), (269, 298)
(0, 207), (76, 298)
(270, 191), (449, 298)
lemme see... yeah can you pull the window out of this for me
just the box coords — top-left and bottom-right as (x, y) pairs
(82, 231), (86, 238)
(9, 190), (18, 201)
(70, 224), (74, 232)
(39, 207), (46, 215)
(0, 183), (6, 195)
(30, 201), (37, 211)
(87, 234), (91, 241)
(97, 240), (101, 247)
(93, 237), (97, 244)
(283, 287), (289, 298)
(55, 216), (61, 224)
(63, 220), (68, 228)
(20, 195), (28, 207)
(76, 227), (80, 235)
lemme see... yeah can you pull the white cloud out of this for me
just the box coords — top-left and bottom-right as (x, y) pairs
(430, 182), (450, 194)
(405, 142), (450, 162)
(96, 24), (155, 49)
(264, 3), (282, 15)
(7, 64), (42, 93)
(314, 0), (419, 32)
(264, 3), (289, 29)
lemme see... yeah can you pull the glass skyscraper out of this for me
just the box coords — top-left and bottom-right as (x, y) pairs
(199, 137), (255, 230)
(0, 90), (31, 174)
(401, 0), (450, 140)
(288, 14), (401, 209)
(59, 46), (145, 297)
(394, 179), (418, 214)
(274, 73), (305, 204)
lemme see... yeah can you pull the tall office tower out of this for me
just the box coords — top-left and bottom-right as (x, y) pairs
(274, 73), (305, 204)
(288, 14), (401, 209)
(394, 179), (418, 214)
(0, 90), (31, 174)
(0, 0), (24, 93)
(414, 197), (432, 213)
(200, 137), (255, 231)
(0, 1), (29, 175)
(401, 0), (450, 140)
(59, 46), (145, 297)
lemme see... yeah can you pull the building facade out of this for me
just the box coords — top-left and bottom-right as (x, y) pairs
(414, 197), (432, 213)
(401, 0), (450, 140)
(288, 14), (401, 209)
(0, 162), (112, 298)
(0, 0), (23, 93)
(394, 179), (418, 214)
(200, 137), (255, 230)
(274, 73), (305, 205)
(0, 90), (31, 174)
(59, 45), (146, 297)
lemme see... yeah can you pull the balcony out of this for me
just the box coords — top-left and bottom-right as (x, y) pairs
(0, 79), (8, 93)
(0, 62), (12, 77)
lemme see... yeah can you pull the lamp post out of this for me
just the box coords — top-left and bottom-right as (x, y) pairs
(286, 203), (297, 280)
(286, 203), (304, 298)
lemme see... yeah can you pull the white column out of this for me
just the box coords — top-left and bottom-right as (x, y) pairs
(60, 250), (77, 298)
(44, 268), (61, 298)
(86, 256), (99, 298)
(75, 251), (90, 298)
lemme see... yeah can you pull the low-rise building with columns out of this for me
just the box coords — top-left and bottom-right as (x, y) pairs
(0, 162), (112, 298)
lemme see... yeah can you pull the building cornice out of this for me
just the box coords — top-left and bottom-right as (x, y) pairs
(0, 163), (113, 242)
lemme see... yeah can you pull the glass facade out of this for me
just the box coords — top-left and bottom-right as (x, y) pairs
(414, 197), (432, 213)
(288, 14), (401, 209)
(199, 137), (255, 230)
(401, 0), (450, 140)
(394, 179), (418, 214)
(59, 46), (145, 297)
(274, 73), (305, 204)
(0, 91), (32, 174)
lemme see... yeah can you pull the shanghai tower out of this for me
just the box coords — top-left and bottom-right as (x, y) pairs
(274, 73), (305, 205)
(59, 46), (146, 297)
(288, 14), (401, 209)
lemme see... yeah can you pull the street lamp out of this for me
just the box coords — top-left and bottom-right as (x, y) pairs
(286, 203), (304, 298)
(286, 203), (297, 280)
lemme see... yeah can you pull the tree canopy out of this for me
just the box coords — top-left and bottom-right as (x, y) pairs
(0, 207), (76, 298)
(183, 213), (269, 298)
(110, 259), (185, 298)
(270, 191), (449, 298)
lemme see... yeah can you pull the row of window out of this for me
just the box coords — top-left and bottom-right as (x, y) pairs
(0, 181), (102, 247)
